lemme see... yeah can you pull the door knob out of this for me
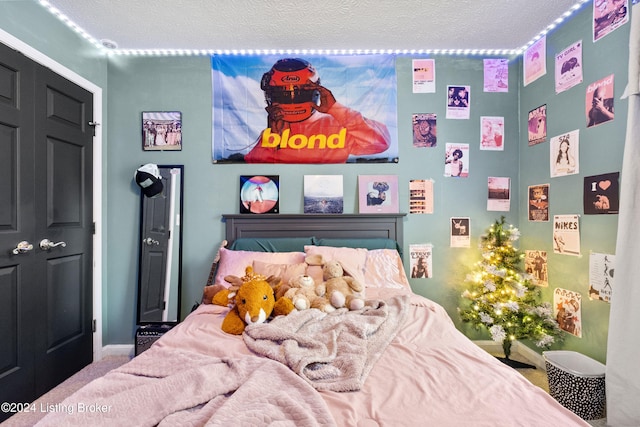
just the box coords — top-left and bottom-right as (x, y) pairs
(12, 241), (34, 255)
(144, 237), (160, 246)
(39, 239), (67, 250)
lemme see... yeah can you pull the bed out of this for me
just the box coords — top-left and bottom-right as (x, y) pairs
(36, 214), (589, 426)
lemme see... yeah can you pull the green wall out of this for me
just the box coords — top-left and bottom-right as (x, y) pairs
(0, 1), (629, 363)
(0, 1), (107, 88)
(518, 7), (629, 363)
(103, 53), (521, 345)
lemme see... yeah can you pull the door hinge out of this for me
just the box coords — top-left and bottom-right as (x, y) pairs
(92, 222), (96, 235)
(92, 319), (97, 333)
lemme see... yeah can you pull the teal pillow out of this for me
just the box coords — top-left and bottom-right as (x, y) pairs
(228, 237), (314, 253)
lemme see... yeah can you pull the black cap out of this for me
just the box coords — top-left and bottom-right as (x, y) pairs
(135, 163), (163, 198)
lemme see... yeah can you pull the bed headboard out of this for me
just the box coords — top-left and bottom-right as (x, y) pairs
(221, 214), (406, 249)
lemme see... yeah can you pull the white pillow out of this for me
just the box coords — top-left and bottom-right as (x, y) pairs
(304, 245), (368, 285)
(214, 247), (306, 286)
(364, 249), (410, 289)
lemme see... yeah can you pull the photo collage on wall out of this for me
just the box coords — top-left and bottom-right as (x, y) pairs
(218, 5), (628, 345)
(519, 4), (628, 328)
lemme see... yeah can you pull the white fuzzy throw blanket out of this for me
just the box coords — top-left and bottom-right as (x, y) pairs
(243, 295), (410, 392)
(36, 349), (336, 427)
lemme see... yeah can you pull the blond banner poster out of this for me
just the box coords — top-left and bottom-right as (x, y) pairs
(211, 54), (398, 164)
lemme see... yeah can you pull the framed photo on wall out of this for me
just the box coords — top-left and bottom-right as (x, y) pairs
(358, 175), (399, 214)
(142, 111), (182, 151)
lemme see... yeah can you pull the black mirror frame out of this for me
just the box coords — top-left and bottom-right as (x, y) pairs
(136, 164), (184, 326)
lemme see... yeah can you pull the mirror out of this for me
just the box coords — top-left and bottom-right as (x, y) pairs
(137, 165), (183, 324)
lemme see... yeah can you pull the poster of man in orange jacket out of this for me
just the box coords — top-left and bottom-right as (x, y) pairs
(212, 54), (397, 164)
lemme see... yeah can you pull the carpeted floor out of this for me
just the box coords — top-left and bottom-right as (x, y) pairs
(1, 352), (606, 426)
(1, 356), (130, 427)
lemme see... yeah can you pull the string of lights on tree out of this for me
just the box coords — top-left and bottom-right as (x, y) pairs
(458, 216), (562, 360)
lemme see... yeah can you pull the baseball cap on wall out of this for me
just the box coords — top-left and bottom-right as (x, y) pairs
(134, 163), (163, 198)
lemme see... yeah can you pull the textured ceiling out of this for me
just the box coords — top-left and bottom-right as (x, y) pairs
(43, 0), (587, 53)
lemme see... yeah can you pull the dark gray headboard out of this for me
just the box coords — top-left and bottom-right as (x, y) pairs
(222, 214), (406, 248)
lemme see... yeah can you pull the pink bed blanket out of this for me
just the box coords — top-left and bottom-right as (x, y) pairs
(243, 295), (409, 392)
(35, 348), (336, 427)
(37, 287), (590, 426)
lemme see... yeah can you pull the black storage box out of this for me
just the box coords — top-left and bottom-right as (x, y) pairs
(543, 350), (606, 420)
(135, 324), (174, 356)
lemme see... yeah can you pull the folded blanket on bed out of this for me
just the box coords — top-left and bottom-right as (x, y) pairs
(243, 295), (410, 392)
(35, 349), (336, 427)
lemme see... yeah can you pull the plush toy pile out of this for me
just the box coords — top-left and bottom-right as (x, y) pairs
(207, 256), (365, 333)
(270, 254), (365, 313)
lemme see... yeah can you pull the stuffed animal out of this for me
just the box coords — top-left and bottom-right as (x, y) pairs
(202, 284), (226, 305)
(214, 267), (294, 323)
(279, 274), (333, 313)
(317, 259), (366, 311)
(211, 284), (239, 307)
(212, 266), (277, 335)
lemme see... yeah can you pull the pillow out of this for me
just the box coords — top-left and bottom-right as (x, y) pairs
(252, 260), (307, 285)
(313, 237), (401, 255)
(364, 249), (410, 289)
(229, 237), (314, 253)
(304, 245), (368, 285)
(214, 247), (306, 286)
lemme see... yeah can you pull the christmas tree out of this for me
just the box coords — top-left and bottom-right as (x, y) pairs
(458, 216), (561, 364)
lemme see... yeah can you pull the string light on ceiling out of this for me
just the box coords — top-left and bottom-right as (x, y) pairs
(37, 0), (590, 57)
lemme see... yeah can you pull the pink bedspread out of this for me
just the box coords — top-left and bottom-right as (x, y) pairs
(35, 350), (336, 426)
(244, 295), (409, 392)
(43, 287), (590, 426)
